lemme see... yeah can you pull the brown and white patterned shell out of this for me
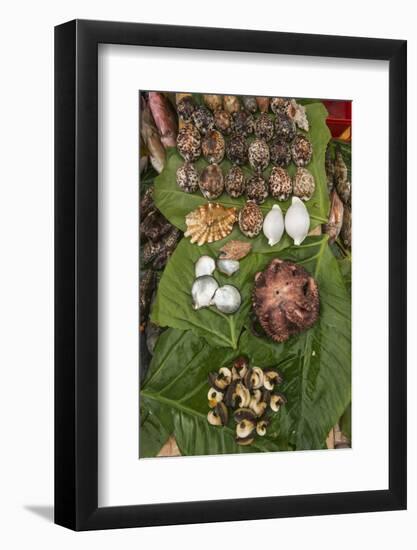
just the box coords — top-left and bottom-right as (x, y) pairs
(291, 135), (313, 167)
(275, 113), (296, 142)
(202, 130), (225, 164)
(203, 94), (223, 112)
(269, 167), (292, 201)
(223, 95), (241, 114)
(177, 124), (201, 162)
(176, 96), (195, 122)
(242, 96), (258, 113)
(225, 165), (245, 198)
(199, 164), (224, 200)
(270, 97), (290, 115)
(232, 110), (254, 136)
(254, 113), (275, 141)
(184, 203), (238, 246)
(176, 162), (199, 193)
(293, 167), (315, 201)
(192, 105), (214, 134)
(269, 139), (291, 167)
(226, 134), (248, 166)
(248, 139), (270, 172)
(246, 174), (269, 204)
(238, 200), (264, 238)
(214, 110), (232, 135)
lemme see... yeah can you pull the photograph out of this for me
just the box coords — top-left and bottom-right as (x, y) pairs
(139, 91), (352, 458)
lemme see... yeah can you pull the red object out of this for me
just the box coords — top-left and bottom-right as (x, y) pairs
(322, 100), (352, 139)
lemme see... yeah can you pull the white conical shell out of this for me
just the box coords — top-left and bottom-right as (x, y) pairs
(195, 255), (216, 277)
(191, 276), (219, 309)
(211, 285), (241, 314)
(262, 204), (284, 246)
(284, 197), (310, 246)
(217, 258), (240, 276)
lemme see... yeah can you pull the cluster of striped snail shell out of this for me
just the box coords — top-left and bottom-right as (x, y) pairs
(175, 94), (316, 207)
(206, 356), (286, 446)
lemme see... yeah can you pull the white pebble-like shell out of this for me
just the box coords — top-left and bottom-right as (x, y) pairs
(263, 204), (284, 246)
(284, 197), (310, 246)
(191, 276), (219, 309)
(217, 259), (240, 276)
(211, 285), (241, 314)
(195, 255), (216, 277)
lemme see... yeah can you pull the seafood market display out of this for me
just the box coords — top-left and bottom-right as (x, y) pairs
(139, 91), (352, 459)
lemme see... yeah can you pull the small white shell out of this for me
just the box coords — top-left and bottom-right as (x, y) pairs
(195, 255), (216, 277)
(263, 204), (284, 246)
(217, 258), (240, 276)
(191, 276), (219, 309)
(284, 197), (310, 246)
(211, 285), (241, 314)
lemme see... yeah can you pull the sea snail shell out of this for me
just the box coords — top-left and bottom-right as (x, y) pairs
(263, 204), (284, 246)
(284, 197), (310, 246)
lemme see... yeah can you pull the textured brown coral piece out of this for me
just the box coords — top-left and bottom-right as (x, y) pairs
(252, 259), (320, 343)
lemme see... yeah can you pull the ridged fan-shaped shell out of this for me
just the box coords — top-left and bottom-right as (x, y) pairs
(184, 203), (238, 246)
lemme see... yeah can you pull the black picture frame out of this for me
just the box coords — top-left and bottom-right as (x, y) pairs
(55, 19), (407, 531)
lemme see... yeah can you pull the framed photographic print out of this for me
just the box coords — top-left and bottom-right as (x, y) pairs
(55, 20), (407, 530)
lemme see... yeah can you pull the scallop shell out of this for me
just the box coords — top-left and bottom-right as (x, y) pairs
(184, 203), (238, 246)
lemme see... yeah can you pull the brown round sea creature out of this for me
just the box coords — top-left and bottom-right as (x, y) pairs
(291, 134), (313, 166)
(248, 139), (270, 172)
(184, 203), (238, 246)
(269, 139), (291, 167)
(293, 167), (315, 201)
(214, 109), (232, 135)
(177, 124), (201, 162)
(199, 164), (224, 200)
(202, 129), (225, 164)
(254, 113), (275, 141)
(238, 200), (264, 238)
(226, 134), (248, 166)
(269, 167), (292, 201)
(246, 174), (268, 204)
(176, 162), (199, 193)
(192, 105), (214, 134)
(253, 259), (320, 343)
(225, 165), (245, 198)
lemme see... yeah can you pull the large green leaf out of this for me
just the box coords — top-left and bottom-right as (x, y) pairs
(140, 328), (288, 457)
(153, 102), (331, 230)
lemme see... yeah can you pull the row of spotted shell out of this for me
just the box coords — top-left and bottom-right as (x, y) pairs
(175, 94), (315, 204)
